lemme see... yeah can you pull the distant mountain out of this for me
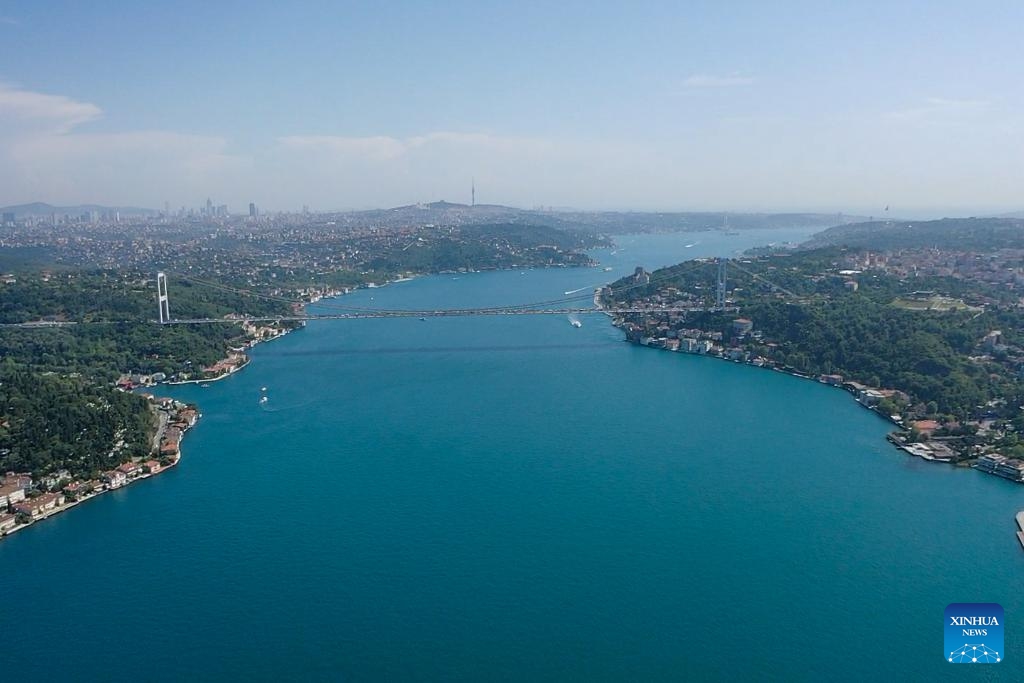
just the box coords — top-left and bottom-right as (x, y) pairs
(329, 203), (863, 234)
(546, 211), (870, 234)
(803, 217), (1024, 251)
(0, 202), (159, 217)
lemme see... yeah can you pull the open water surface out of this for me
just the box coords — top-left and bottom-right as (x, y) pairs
(3, 228), (1022, 681)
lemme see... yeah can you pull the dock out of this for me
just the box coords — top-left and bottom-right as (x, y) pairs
(1016, 511), (1024, 550)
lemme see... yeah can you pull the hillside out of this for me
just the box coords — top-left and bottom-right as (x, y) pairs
(803, 217), (1024, 251)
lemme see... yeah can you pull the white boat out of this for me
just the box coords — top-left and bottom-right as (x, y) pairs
(603, 267), (613, 272)
(259, 396), (268, 405)
(570, 319), (582, 328)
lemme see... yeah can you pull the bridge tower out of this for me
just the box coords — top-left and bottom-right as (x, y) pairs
(157, 272), (170, 324)
(716, 258), (726, 310)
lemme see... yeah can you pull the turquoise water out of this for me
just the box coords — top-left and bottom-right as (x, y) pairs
(3, 229), (1023, 681)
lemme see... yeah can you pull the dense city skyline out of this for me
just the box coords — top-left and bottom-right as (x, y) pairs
(1, 1), (1022, 215)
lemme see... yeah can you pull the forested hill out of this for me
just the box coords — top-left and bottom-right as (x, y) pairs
(0, 270), (293, 478)
(0, 367), (155, 476)
(803, 217), (1024, 250)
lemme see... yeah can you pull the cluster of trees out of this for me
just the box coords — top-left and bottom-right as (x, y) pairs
(0, 270), (296, 477)
(0, 270), (290, 324)
(804, 217), (1024, 251)
(0, 364), (153, 476)
(739, 298), (998, 416)
(365, 223), (600, 272)
(605, 246), (1024, 420)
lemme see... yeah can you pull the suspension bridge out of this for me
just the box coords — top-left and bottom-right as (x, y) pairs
(154, 258), (749, 326)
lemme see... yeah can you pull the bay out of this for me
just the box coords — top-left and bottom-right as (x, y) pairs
(3, 228), (1022, 681)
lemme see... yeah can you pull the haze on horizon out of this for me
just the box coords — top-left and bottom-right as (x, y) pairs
(1, 1), (1022, 217)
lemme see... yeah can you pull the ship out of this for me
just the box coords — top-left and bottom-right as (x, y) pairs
(571, 319), (582, 328)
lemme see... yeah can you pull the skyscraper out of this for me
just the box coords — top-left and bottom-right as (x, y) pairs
(249, 202), (257, 218)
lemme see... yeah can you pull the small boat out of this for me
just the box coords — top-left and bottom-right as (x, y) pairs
(603, 267), (613, 272)
(570, 319), (582, 328)
(259, 396), (268, 405)
(261, 387), (267, 392)
(419, 317), (427, 321)
(200, 383), (211, 388)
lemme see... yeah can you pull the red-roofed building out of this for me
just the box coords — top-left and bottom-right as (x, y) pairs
(13, 492), (65, 518)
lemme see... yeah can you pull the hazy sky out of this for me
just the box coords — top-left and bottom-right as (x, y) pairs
(1, 1), (1022, 215)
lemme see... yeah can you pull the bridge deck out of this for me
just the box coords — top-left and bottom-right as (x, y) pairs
(164, 306), (734, 324)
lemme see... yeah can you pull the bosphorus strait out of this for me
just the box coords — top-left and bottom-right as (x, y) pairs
(3, 231), (1022, 681)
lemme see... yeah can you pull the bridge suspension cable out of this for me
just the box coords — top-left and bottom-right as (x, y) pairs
(159, 258), (725, 323)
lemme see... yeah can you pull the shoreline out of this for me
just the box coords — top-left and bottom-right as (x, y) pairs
(166, 356), (251, 385)
(1, 456), (182, 540)
(3, 260), (605, 543)
(609, 328), (984, 465)
(614, 331), (1024, 488)
(1, 400), (196, 542)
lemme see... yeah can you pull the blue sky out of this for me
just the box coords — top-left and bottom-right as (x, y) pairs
(1, 1), (1022, 214)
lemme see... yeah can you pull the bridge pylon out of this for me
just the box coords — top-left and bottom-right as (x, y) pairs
(716, 258), (727, 310)
(157, 272), (170, 324)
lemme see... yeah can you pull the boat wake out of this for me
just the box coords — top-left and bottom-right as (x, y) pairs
(564, 286), (590, 295)
(259, 397), (318, 413)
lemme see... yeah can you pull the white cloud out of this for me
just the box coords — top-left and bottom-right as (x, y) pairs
(0, 83), (102, 134)
(0, 85), (245, 206)
(0, 84), (1021, 214)
(886, 97), (990, 122)
(682, 73), (754, 88)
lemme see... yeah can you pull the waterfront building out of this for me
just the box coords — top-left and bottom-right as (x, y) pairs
(117, 462), (142, 477)
(102, 471), (128, 489)
(0, 483), (27, 508)
(13, 492), (65, 518)
(995, 459), (1024, 482)
(975, 453), (1008, 473)
(732, 318), (754, 336)
(0, 512), (17, 532)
